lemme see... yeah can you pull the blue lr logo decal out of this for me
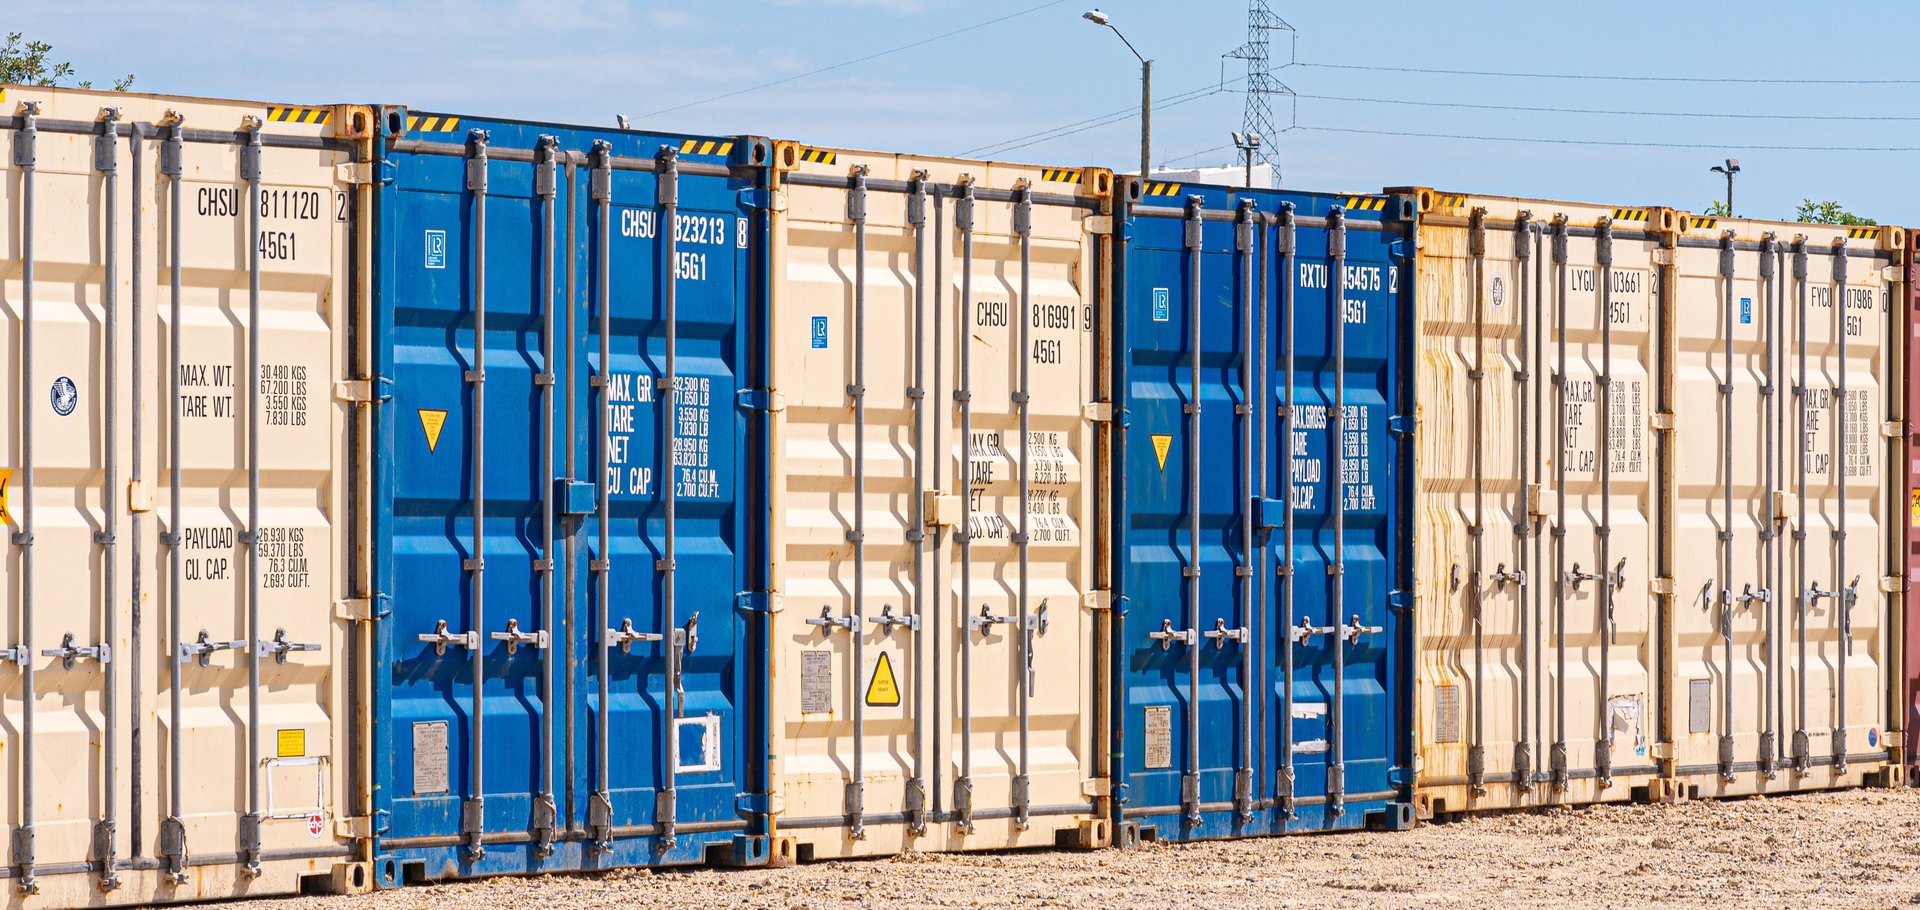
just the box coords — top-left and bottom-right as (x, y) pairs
(1152, 288), (1170, 323)
(424, 230), (447, 269)
(1740, 297), (1752, 325)
(810, 316), (830, 349)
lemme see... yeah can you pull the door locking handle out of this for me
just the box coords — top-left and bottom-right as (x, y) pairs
(178, 629), (248, 666)
(1201, 617), (1249, 649)
(417, 619), (479, 657)
(257, 628), (321, 664)
(606, 617), (658, 653)
(807, 605), (858, 635)
(42, 632), (109, 669)
(1148, 618), (1195, 650)
(1491, 563), (1526, 591)
(489, 618), (549, 655)
(1342, 614), (1383, 644)
(1566, 559), (1626, 592)
(1290, 615), (1336, 644)
(969, 605), (1017, 638)
(869, 603), (920, 634)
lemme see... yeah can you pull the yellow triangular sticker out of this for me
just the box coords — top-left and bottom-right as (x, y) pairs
(865, 651), (901, 707)
(1151, 434), (1173, 471)
(418, 409), (449, 453)
(0, 468), (12, 526)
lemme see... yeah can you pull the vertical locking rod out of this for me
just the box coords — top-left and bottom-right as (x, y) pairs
(1328, 206), (1350, 815)
(905, 173), (930, 834)
(1514, 217), (1536, 790)
(96, 107), (124, 890)
(954, 179), (977, 832)
(240, 118), (266, 876)
(1277, 202), (1298, 816)
(532, 135), (559, 855)
(1550, 216), (1569, 790)
(10, 99), (39, 894)
(462, 128), (490, 861)
(1792, 238), (1811, 773)
(159, 114), (189, 885)
(1234, 200), (1256, 821)
(1467, 209), (1488, 795)
(1012, 183), (1035, 829)
(656, 145), (682, 848)
(1181, 195), (1204, 825)
(588, 141), (614, 852)
(846, 166), (870, 839)
(1719, 231), (1738, 782)
(1831, 239), (1850, 773)
(1597, 219), (1616, 787)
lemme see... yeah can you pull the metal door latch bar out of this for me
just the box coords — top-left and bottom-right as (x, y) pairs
(1341, 615), (1382, 644)
(1027, 601), (1049, 635)
(177, 630), (247, 666)
(40, 633), (108, 669)
(1734, 584), (1770, 607)
(488, 618), (549, 655)
(606, 618), (660, 653)
(969, 605), (1017, 637)
(416, 619), (478, 656)
(1147, 619), (1195, 650)
(868, 603), (919, 634)
(1491, 563), (1526, 591)
(258, 629), (320, 664)
(1564, 559), (1626, 592)
(1201, 618), (1248, 649)
(1290, 616), (1336, 644)
(807, 606), (858, 635)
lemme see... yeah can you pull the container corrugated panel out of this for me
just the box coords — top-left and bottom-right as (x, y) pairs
(760, 145), (1110, 859)
(0, 85), (363, 902)
(371, 113), (772, 883)
(1404, 190), (1666, 814)
(1110, 180), (1415, 841)
(1667, 212), (1905, 795)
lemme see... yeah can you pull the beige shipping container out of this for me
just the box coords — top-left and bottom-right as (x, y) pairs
(1406, 187), (1908, 819)
(0, 85), (367, 904)
(1666, 213), (1905, 796)
(762, 143), (1110, 860)
(1408, 191), (1666, 816)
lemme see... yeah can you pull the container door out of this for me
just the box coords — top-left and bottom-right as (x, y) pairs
(1906, 232), (1919, 782)
(1274, 201), (1406, 826)
(1670, 220), (1898, 793)
(382, 127), (565, 873)
(767, 154), (1104, 857)
(1116, 195), (1265, 838)
(578, 140), (751, 865)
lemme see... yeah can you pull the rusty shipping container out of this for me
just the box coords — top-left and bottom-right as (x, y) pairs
(1405, 188), (1908, 818)
(0, 84), (369, 903)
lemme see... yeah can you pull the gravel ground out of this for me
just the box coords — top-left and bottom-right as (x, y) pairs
(241, 788), (1920, 910)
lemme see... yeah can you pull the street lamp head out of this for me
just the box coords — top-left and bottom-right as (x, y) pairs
(1247, 132), (1262, 148)
(1725, 158), (1740, 173)
(1231, 131), (1245, 148)
(1082, 9), (1110, 25)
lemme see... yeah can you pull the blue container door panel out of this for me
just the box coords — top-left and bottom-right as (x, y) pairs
(1276, 213), (1400, 817)
(387, 146), (559, 844)
(584, 160), (745, 842)
(1121, 203), (1262, 836)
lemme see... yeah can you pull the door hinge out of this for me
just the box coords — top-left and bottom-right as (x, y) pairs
(734, 591), (783, 614)
(1882, 420), (1903, 439)
(1650, 411), (1675, 431)
(335, 160), (394, 186)
(1079, 590), (1111, 612)
(333, 377), (392, 404)
(1080, 778), (1111, 798)
(1387, 414), (1417, 437)
(1881, 575), (1904, 594)
(923, 491), (963, 528)
(127, 480), (154, 513)
(1388, 589), (1414, 611)
(737, 186), (771, 210)
(333, 595), (389, 622)
(333, 816), (375, 839)
(1652, 249), (1675, 267)
(1082, 402), (1113, 423)
(1085, 215), (1113, 236)
(737, 389), (785, 413)
(1650, 577), (1675, 596)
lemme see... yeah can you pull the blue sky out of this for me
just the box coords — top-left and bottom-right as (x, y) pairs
(13, 1), (1918, 222)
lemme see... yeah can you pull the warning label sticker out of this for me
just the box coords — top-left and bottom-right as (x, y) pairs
(1151, 434), (1172, 471)
(418, 409), (448, 453)
(0, 468), (12, 526)
(1910, 489), (1919, 528)
(801, 650), (833, 714)
(277, 728), (306, 758)
(1144, 705), (1172, 769)
(865, 651), (901, 707)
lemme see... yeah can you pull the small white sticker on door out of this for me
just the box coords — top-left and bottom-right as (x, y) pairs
(801, 650), (833, 714)
(412, 721), (450, 795)
(1144, 705), (1172, 769)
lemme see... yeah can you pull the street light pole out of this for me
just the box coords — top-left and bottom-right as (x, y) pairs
(1084, 9), (1150, 177)
(1232, 131), (1262, 190)
(1710, 158), (1741, 215)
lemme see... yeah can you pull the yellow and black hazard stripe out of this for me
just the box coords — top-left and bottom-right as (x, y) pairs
(406, 114), (462, 133)
(1040, 168), (1081, 184)
(1846, 226), (1880, 240)
(267, 106), (330, 125)
(1610, 208), (1649, 223)
(1344, 196), (1387, 212)
(796, 147), (837, 165)
(678, 139), (734, 156)
(1429, 193), (1467, 209)
(1142, 182), (1182, 197)
(1688, 216), (1719, 231)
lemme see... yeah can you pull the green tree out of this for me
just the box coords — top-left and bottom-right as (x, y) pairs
(0, 33), (133, 91)
(1704, 200), (1733, 217)
(1795, 199), (1876, 226)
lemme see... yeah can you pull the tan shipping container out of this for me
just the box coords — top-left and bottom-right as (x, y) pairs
(1406, 188), (1908, 818)
(1666, 212), (1905, 795)
(763, 144), (1110, 859)
(0, 85), (366, 904)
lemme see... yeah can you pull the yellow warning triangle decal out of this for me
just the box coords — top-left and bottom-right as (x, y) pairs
(1151, 434), (1173, 471)
(0, 468), (13, 527)
(865, 651), (901, 707)
(418, 409), (449, 453)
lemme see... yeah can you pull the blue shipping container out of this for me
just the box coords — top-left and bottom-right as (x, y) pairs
(369, 109), (772, 884)
(1108, 179), (1415, 841)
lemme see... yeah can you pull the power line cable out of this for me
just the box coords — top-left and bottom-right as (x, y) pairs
(1299, 92), (1920, 122)
(1300, 124), (1920, 152)
(1293, 61), (1920, 85)
(964, 78), (1244, 158)
(642, 0), (1069, 117)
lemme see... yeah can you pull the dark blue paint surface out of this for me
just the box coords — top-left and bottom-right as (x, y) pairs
(1110, 183), (1414, 839)
(370, 114), (767, 882)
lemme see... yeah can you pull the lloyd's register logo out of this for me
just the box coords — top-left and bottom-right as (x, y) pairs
(49, 376), (77, 417)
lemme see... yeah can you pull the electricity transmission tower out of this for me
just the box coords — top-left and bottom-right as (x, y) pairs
(1225, 1), (1295, 179)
